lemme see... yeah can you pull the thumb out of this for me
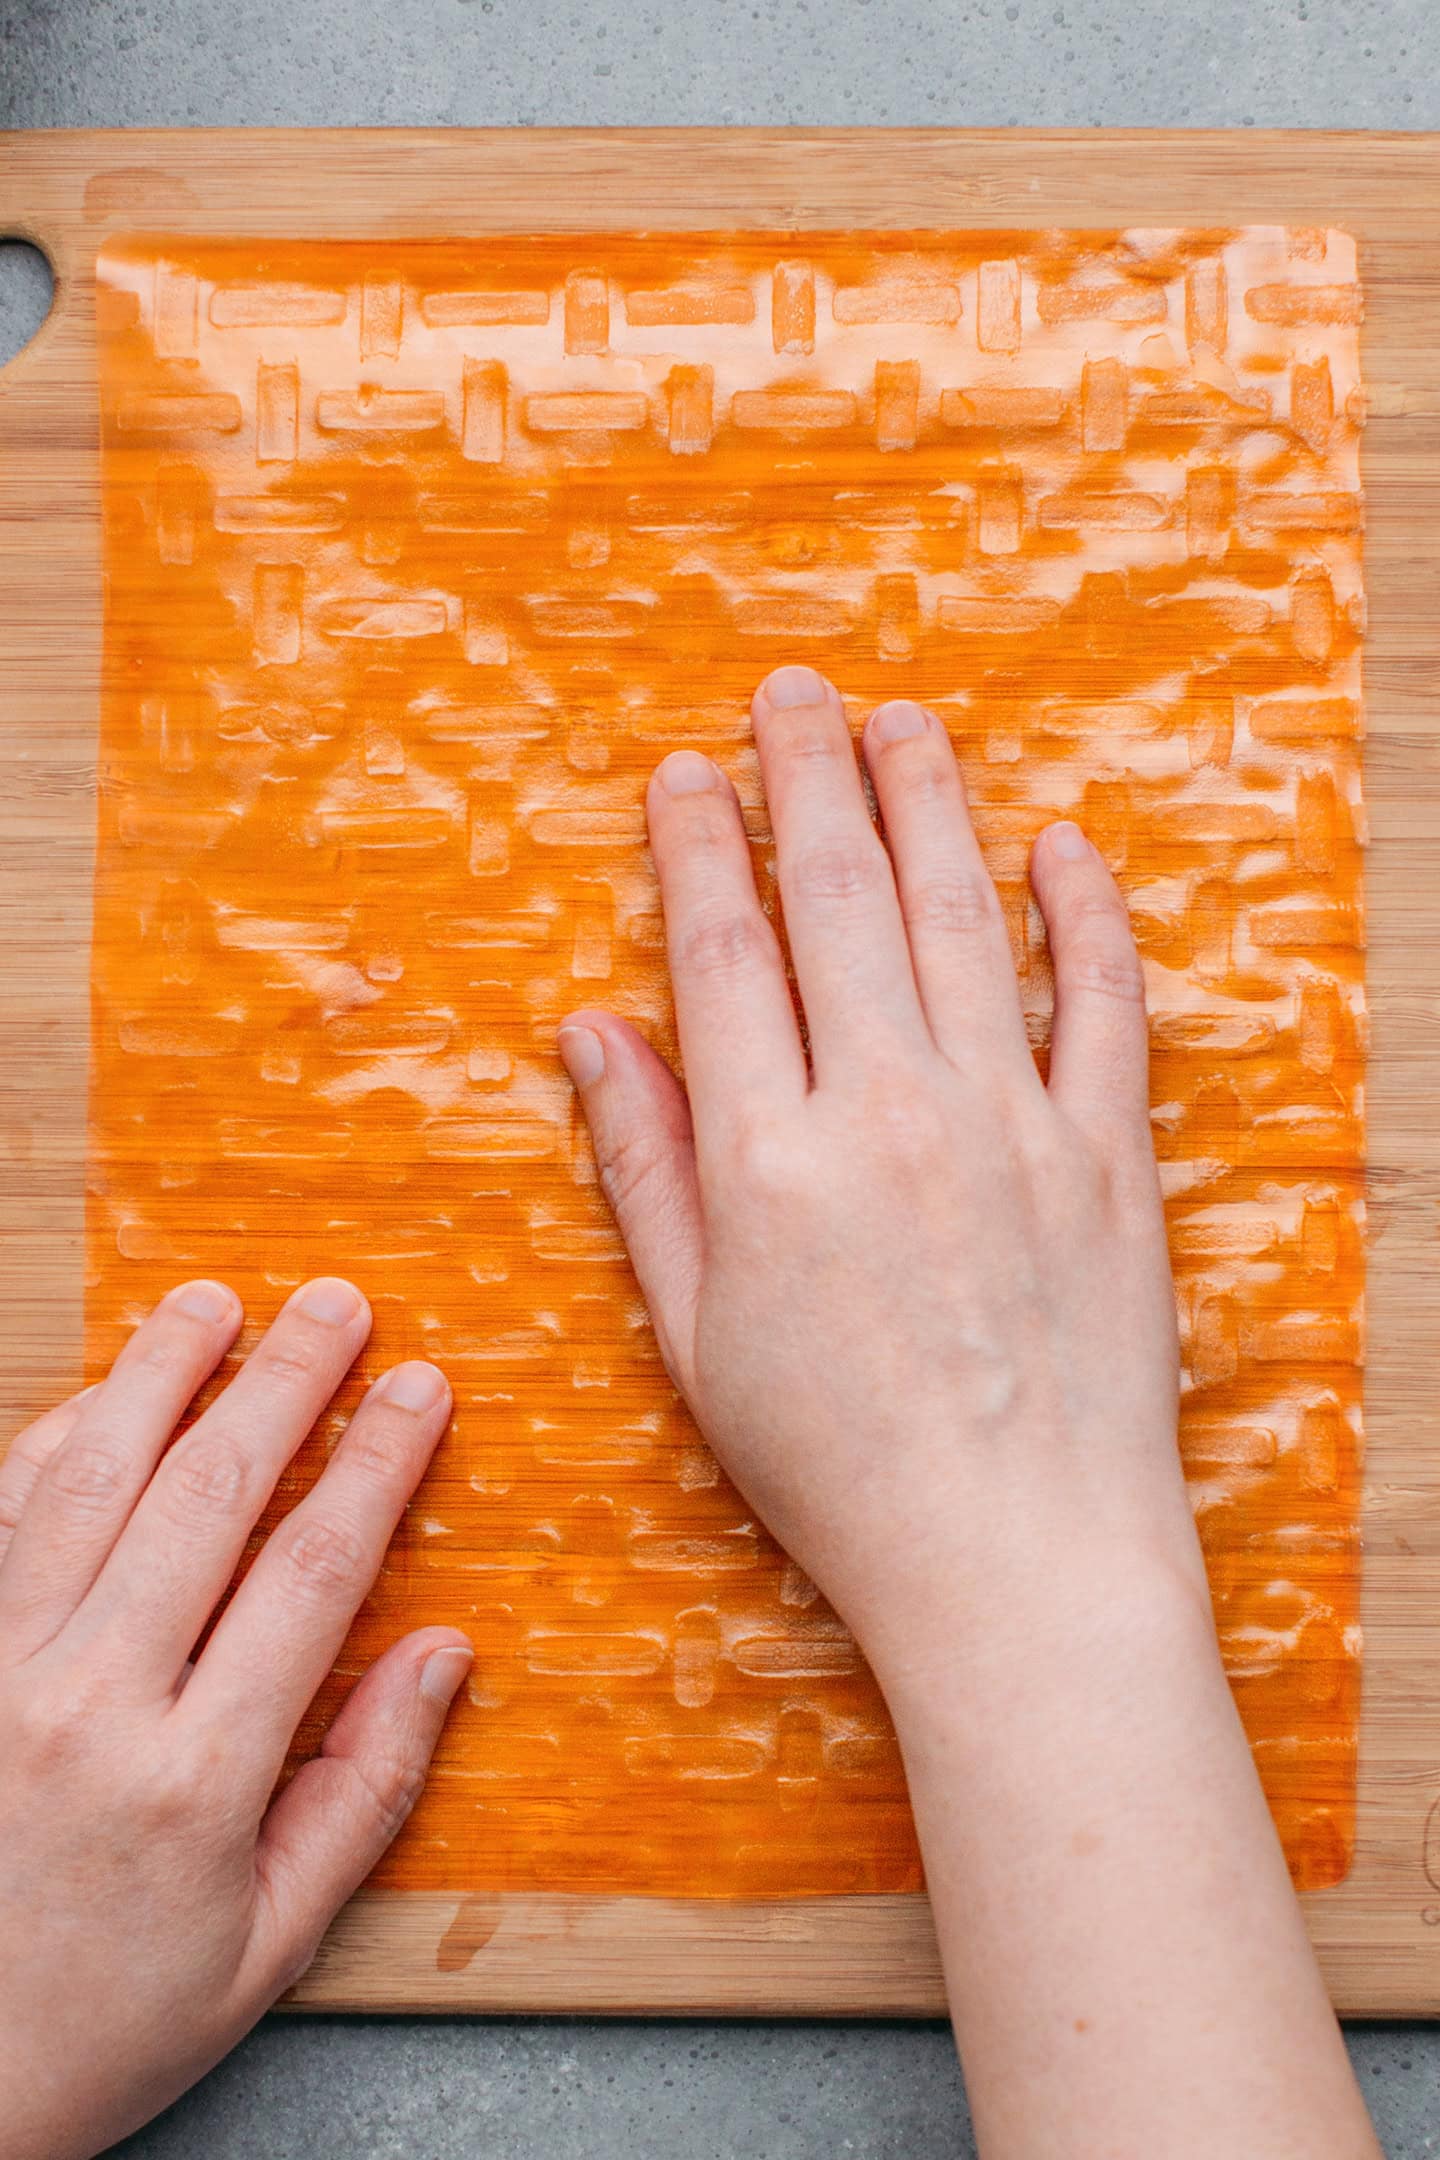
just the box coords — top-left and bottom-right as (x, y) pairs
(558, 1009), (703, 1386)
(250, 1628), (473, 1999)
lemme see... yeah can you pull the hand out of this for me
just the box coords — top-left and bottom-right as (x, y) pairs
(558, 664), (1200, 1678)
(0, 1279), (469, 2160)
(560, 665), (1380, 2160)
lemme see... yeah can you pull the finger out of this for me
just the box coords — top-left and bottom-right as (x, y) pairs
(184, 1359), (452, 1776)
(862, 699), (1037, 1078)
(0, 1386), (95, 1568)
(250, 1628), (472, 1997)
(0, 1281), (243, 1656)
(750, 666), (926, 1079)
(559, 1009), (703, 1383)
(1030, 821), (1152, 1143)
(645, 746), (806, 1126)
(70, 1278), (371, 1685)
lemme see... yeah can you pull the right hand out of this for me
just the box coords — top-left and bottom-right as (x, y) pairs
(558, 664), (1201, 1675)
(558, 665), (1381, 2160)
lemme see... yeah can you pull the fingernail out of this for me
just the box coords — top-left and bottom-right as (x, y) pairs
(656, 748), (719, 797)
(1046, 821), (1094, 862)
(760, 664), (830, 709)
(296, 1276), (365, 1326)
(558, 1024), (606, 1089)
(378, 1360), (450, 1415)
(421, 1643), (474, 1706)
(173, 1279), (238, 1324)
(870, 699), (929, 744)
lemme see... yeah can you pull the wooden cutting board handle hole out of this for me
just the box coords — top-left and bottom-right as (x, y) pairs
(0, 238), (56, 375)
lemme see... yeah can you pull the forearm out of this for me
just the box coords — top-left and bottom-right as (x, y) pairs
(877, 1544), (1379, 2160)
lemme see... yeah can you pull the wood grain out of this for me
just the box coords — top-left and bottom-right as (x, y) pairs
(1, 127), (1438, 2016)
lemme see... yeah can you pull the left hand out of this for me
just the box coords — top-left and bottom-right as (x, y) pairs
(0, 1277), (470, 2160)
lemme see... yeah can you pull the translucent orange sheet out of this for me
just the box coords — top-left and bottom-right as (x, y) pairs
(90, 229), (1364, 1896)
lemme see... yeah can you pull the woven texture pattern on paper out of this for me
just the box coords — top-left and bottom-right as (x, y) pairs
(90, 229), (1364, 1897)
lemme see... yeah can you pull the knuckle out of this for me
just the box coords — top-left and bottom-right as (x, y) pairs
(769, 717), (844, 766)
(5, 1428), (48, 1476)
(353, 1751), (428, 1842)
(890, 750), (953, 804)
(342, 1413), (419, 1488)
(902, 872), (996, 937)
(863, 1085), (949, 1167)
(1022, 1123), (1071, 1192)
(15, 1676), (101, 1763)
(680, 909), (769, 981)
(732, 1122), (806, 1203)
(47, 1436), (130, 1514)
(256, 1334), (324, 1387)
(790, 841), (887, 905)
(0, 1435), (51, 1528)
(666, 797), (734, 853)
(164, 1432), (250, 1517)
(139, 1732), (226, 1821)
(1067, 944), (1146, 1004)
(598, 1127), (671, 1219)
(279, 1514), (371, 1602)
(130, 1331), (194, 1382)
(1066, 886), (1128, 927)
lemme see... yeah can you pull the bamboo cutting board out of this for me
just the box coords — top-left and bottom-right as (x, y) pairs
(1, 127), (1439, 2016)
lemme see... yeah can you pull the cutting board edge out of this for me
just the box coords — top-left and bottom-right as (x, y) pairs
(4, 125), (1440, 2015)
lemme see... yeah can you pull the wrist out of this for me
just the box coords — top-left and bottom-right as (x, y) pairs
(854, 1526), (1218, 1745)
